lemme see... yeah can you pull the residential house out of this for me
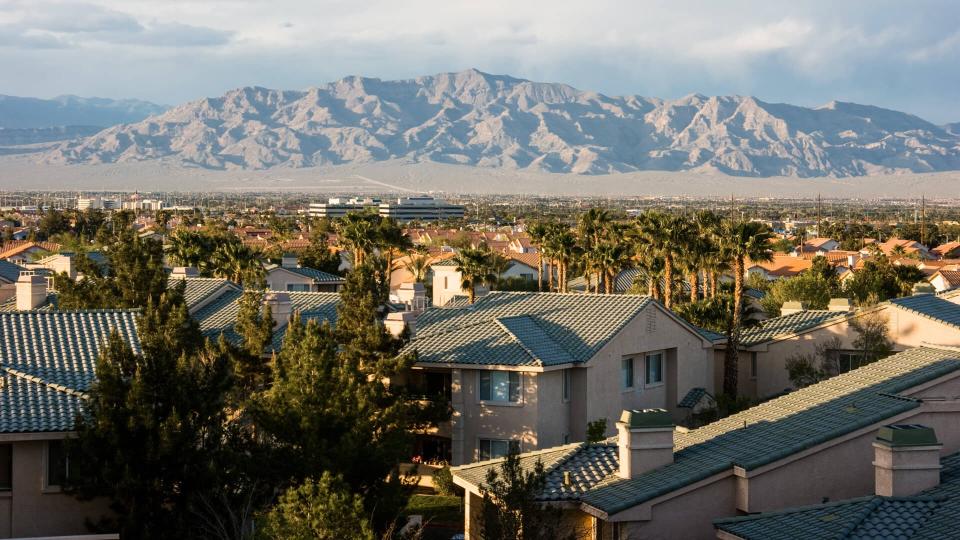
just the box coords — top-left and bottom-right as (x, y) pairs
(933, 240), (960, 260)
(712, 290), (960, 399)
(746, 255), (813, 281)
(715, 437), (960, 539)
(264, 254), (345, 293)
(452, 346), (960, 539)
(401, 291), (717, 465)
(795, 237), (840, 255)
(0, 241), (61, 265)
(931, 269), (960, 293)
(0, 280), (139, 537)
(868, 238), (933, 260)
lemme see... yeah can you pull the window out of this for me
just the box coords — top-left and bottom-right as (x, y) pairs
(478, 439), (520, 461)
(622, 358), (634, 389)
(479, 371), (521, 403)
(562, 369), (572, 402)
(839, 352), (866, 373)
(46, 440), (69, 488)
(645, 352), (663, 385)
(286, 283), (311, 292)
(444, 276), (449, 289)
(0, 444), (11, 491)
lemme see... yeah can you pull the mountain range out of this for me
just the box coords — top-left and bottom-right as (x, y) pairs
(25, 69), (960, 177)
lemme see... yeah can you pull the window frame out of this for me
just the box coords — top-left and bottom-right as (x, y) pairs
(621, 357), (635, 390)
(478, 370), (522, 405)
(285, 283), (312, 292)
(478, 438), (521, 461)
(644, 351), (664, 387)
(43, 440), (69, 492)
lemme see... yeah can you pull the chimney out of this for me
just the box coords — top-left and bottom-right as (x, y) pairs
(847, 254), (857, 268)
(873, 424), (942, 497)
(170, 266), (200, 278)
(384, 310), (417, 337)
(911, 282), (936, 296)
(396, 282), (427, 312)
(281, 253), (299, 269)
(263, 292), (293, 328)
(828, 298), (853, 312)
(16, 271), (47, 311)
(780, 301), (807, 315)
(617, 409), (674, 479)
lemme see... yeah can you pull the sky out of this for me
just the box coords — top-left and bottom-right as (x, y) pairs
(0, 0), (958, 123)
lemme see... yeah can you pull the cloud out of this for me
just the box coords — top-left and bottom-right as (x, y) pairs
(0, 1), (231, 48)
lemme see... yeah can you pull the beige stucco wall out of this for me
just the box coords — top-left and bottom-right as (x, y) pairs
(739, 306), (960, 399)
(0, 439), (111, 539)
(444, 303), (715, 464)
(266, 268), (315, 292)
(584, 305), (714, 438)
(617, 475), (738, 540)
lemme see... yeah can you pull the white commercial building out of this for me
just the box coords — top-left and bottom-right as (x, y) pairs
(378, 196), (465, 222)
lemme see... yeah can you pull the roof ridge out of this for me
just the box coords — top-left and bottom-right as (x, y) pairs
(837, 496), (886, 538)
(494, 315), (543, 366)
(0, 365), (86, 398)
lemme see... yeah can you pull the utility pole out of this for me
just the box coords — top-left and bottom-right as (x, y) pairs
(816, 193), (822, 238)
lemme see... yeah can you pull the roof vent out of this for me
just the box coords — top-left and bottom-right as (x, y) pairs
(828, 298), (853, 312)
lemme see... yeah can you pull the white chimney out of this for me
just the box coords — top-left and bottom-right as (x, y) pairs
(281, 254), (299, 269)
(384, 310), (417, 337)
(873, 424), (942, 497)
(263, 292), (293, 328)
(616, 409), (675, 480)
(828, 298), (853, 312)
(397, 282), (427, 312)
(847, 254), (857, 268)
(16, 271), (47, 311)
(170, 266), (200, 278)
(780, 301), (807, 315)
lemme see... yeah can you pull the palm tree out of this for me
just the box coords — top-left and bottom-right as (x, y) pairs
(488, 252), (511, 290)
(404, 254), (431, 283)
(717, 219), (774, 397)
(578, 208), (612, 291)
(687, 211), (721, 303)
(549, 228), (578, 293)
(453, 248), (495, 304)
(377, 217), (413, 276)
(336, 212), (377, 267)
(596, 241), (632, 294)
(634, 212), (691, 309)
(527, 221), (548, 292)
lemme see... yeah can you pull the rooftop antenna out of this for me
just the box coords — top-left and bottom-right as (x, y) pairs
(921, 194), (927, 246)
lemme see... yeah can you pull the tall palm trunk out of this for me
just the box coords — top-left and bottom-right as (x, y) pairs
(663, 254), (674, 309)
(709, 270), (718, 298)
(689, 270), (699, 303)
(467, 284), (476, 304)
(536, 252), (543, 292)
(605, 268), (614, 294)
(723, 257), (745, 397)
(648, 276), (656, 298)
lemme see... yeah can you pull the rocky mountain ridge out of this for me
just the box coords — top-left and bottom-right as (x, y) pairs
(41, 69), (960, 177)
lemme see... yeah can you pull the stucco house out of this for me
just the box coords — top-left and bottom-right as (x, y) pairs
(930, 269), (960, 293)
(0, 304), (140, 538)
(401, 291), (717, 466)
(715, 437), (960, 539)
(708, 290), (960, 399)
(264, 254), (345, 293)
(452, 346), (960, 539)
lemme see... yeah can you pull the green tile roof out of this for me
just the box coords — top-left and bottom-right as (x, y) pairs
(193, 289), (340, 351)
(407, 292), (654, 367)
(740, 310), (850, 347)
(890, 294), (960, 331)
(0, 310), (141, 433)
(452, 441), (620, 502)
(0, 260), (23, 283)
(715, 452), (960, 539)
(452, 347), (960, 515)
(284, 266), (345, 283)
(168, 276), (238, 310)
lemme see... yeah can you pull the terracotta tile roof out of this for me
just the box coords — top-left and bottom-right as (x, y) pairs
(0, 241), (62, 260)
(932, 241), (960, 258)
(932, 270), (960, 290)
(748, 255), (813, 277)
